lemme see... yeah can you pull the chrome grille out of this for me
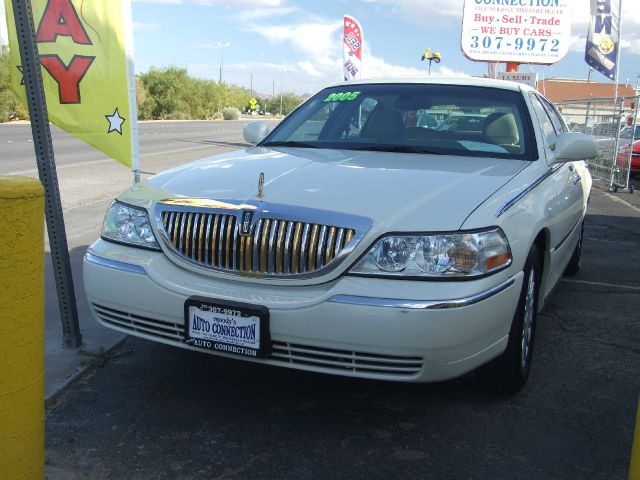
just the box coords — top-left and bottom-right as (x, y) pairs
(159, 210), (356, 276)
(271, 341), (423, 376)
(93, 304), (184, 341)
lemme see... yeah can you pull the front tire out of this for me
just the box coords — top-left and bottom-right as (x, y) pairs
(484, 246), (540, 395)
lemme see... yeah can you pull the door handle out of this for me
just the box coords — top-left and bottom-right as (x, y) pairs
(571, 173), (581, 185)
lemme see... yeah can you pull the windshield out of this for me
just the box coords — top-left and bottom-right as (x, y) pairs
(620, 125), (640, 139)
(261, 83), (536, 160)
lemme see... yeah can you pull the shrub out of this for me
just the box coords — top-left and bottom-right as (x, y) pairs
(222, 107), (241, 120)
(164, 111), (190, 120)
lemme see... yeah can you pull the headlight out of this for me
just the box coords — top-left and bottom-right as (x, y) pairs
(101, 201), (160, 250)
(350, 228), (511, 278)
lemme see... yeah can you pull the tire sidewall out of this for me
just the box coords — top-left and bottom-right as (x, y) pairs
(512, 247), (540, 386)
(493, 246), (540, 394)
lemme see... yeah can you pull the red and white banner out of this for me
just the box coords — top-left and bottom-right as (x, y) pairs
(343, 15), (363, 81)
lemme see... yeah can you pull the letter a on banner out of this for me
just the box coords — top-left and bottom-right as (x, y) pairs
(343, 15), (363, 82)
(4, 0), (140, 176)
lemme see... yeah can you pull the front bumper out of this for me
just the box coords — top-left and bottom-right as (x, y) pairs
(83, 240), (523, 383)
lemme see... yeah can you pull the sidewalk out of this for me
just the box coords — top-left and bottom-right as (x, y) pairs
(44, 244), (124, 401)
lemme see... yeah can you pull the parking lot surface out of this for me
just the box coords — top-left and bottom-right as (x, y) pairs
(45, 187), (640, 480)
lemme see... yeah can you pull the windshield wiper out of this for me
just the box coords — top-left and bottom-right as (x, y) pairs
(352, 145), (443, 154)
(261, 140), (318, 148)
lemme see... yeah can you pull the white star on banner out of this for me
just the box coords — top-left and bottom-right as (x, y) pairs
(105, 108), (126, 135)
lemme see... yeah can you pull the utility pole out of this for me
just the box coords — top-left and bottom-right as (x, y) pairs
(250, 73), (253, 98)
(279, 69), (284, 117)
(585, 67), (593, 134)
(215, 42), (230, 84)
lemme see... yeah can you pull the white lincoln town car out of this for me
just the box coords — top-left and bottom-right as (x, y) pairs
(84, 77), (598, 394)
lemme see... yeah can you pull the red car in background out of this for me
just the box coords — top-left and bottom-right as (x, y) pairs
(617, 139), (640, 176)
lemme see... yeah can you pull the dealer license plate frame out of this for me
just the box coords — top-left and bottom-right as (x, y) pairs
(184, 296), (270, 358)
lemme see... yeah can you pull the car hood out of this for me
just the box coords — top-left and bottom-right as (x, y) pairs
(145, 147), (528, 232)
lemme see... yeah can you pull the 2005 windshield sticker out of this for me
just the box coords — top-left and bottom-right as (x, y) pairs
(461, 0), (574, 65)
(323, 91), (362, 102)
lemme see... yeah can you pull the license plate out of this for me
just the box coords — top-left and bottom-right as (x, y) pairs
(184, 297), (270, 358)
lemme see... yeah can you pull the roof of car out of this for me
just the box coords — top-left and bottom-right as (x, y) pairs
(327, 76), (532, 93)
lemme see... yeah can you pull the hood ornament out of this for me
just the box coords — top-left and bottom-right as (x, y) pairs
(257, 172), (265, 199)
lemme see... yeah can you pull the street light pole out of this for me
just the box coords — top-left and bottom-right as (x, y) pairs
(215, 42), (230, 84)
(279, 68), (284, 117)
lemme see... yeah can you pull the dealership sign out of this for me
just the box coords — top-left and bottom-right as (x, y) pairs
(498, 71), (538, 87)
(461, 0), (574, 64)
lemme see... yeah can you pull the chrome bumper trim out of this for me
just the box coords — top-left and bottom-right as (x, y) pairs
(85, 252), (146, 275)
(327, 277), (516, 310)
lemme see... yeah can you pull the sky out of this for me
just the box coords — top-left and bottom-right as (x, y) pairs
(1, 0), (640, 97)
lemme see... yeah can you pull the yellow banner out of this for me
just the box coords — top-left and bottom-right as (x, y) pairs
(4, 0), (137, 168)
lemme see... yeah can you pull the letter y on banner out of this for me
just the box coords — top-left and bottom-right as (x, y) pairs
(4, 0), (139, 173)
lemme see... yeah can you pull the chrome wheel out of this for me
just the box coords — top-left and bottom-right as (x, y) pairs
(483, 245), (539, 395)
(521, 268), (536, 369)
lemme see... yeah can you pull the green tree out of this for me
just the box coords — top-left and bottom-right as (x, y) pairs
(137, 66), (253, 120)
(138, 67), (191, 119)
(264, 92), (303, 116)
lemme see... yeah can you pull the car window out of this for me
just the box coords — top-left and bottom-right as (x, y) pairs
(530, 94), (557, 146)
(340, 97), (379, 139)
(621, 125), (640, 140)
(263, 84), (536, 160)
(288, 103), (333, 141)
(537, 95), (569, 133)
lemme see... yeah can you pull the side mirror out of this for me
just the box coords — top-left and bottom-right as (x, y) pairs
(243, 121), (271, 145)
(551, 132), (599, 163)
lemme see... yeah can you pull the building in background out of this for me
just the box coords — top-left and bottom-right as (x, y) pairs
(539, 78), (636, 131)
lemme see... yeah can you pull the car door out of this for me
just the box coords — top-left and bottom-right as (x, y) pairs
(529, 93), (587, 286)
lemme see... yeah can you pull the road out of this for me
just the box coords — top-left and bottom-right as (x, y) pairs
(0, 120), (265, 396)
(0, 120), (255, 218)
(2, 121), (639, 479)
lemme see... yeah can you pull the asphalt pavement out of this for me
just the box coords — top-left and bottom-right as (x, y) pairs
(46, 187), (640, 479)
(1, 121), (639, 479)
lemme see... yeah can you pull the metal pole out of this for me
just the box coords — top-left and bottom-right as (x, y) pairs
(279, 70), (283, 117)
(11, 0), (82, 347)
(614, 0), (623, 99)
(585, 68), (593, 134)
(609, 0), (624, 190)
